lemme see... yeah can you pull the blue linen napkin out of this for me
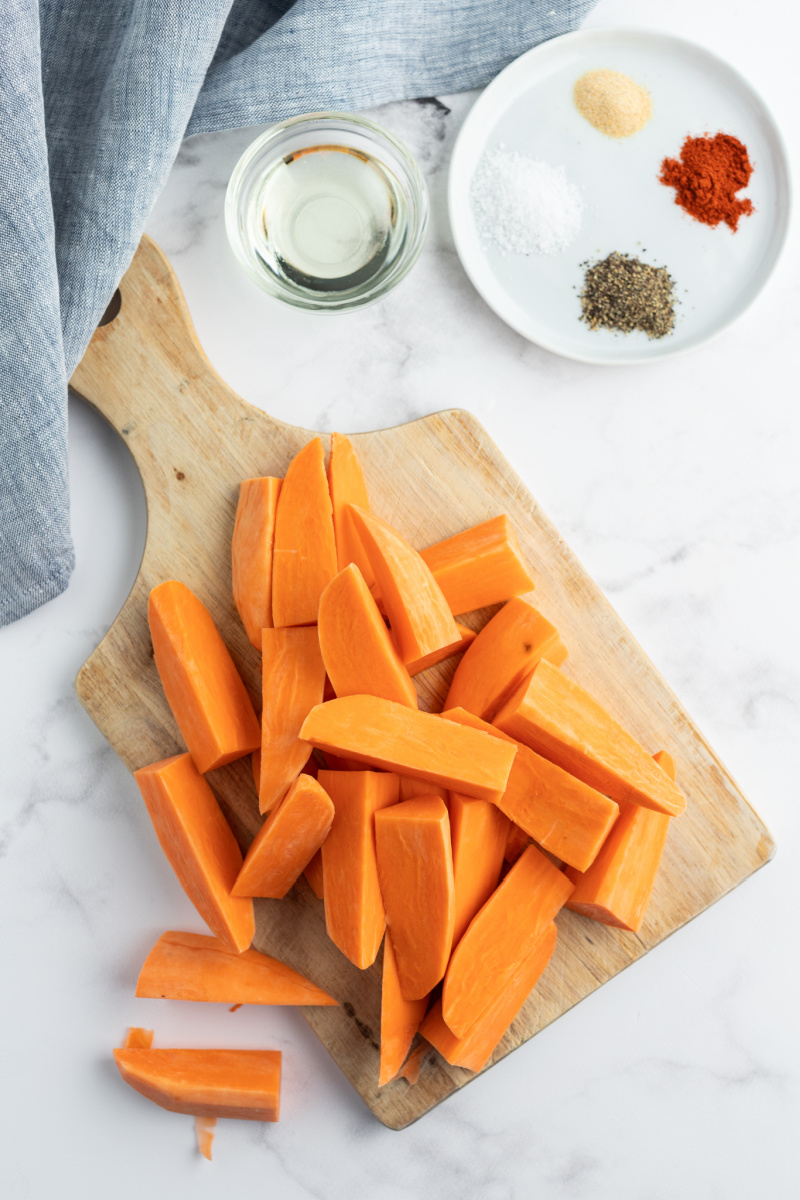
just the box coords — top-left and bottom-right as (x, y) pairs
(0, 0), (595, 626)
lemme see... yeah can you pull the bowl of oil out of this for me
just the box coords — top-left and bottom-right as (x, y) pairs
(225, 112), (429, 312)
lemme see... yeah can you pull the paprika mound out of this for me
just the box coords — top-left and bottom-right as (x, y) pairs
(659, 132), (754, 232)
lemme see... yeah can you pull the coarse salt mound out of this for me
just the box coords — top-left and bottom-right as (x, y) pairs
(470, 149), (584, 256)
(573, 69), (651, 139)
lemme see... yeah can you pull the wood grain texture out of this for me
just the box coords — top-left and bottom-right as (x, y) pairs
(70, 236), (774, 1130)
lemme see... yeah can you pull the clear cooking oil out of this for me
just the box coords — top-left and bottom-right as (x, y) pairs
(249, 144), (408, 297)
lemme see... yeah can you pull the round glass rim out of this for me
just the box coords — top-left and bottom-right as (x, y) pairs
(224, 111), (430, 312)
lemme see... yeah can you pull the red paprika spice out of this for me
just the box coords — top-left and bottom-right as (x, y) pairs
(659, 133), (754, 232)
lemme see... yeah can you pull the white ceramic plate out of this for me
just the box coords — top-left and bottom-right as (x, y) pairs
(448, 28), (791, 363)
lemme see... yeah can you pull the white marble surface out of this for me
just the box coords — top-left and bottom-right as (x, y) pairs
(2, 1), (798, 1195)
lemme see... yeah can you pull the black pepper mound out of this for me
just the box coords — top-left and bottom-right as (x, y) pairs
(580, 252), (676, 339)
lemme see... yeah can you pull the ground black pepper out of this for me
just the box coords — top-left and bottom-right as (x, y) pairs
(580, 252), (676, 339)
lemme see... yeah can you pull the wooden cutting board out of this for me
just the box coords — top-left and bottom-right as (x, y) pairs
(70, 236), (774, 1131)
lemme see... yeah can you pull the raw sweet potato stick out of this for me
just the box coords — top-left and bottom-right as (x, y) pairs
(231, 476), (282, 648)
(259, 627), (326, 813)
(135, 930), (338, 1006)
(421, 922), (557, 1072)
(420, 515), (535, 615)
(444, 597), (567, 720)
(347, 504), (460, 665)
(318, 564), (418, 708)
(375, 794), (455, 1000)
(272, 437), (338, 627)
(443, 707), (618, 872)
(233, 774), (335, 899)
(134, 753), (255, 953)
(319, 769), (400, 969)
(300, 695), (517, 804)
(113, 1047), (281, 1121)
(327, 432), (375, 587)
(493, 659), (685, 816)
(148, 580), (260, 773)
(565, 751), (675, 931)
(442, 843), (572, 1038)
(448, 791), (510, 946)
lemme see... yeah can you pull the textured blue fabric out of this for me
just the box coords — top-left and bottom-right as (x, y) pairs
(0, 0), (595, 625)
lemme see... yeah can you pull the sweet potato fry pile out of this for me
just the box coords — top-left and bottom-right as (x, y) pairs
(119, 433), (685, 1146)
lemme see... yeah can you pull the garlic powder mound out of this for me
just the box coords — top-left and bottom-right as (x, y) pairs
(574, 69), (652, 138)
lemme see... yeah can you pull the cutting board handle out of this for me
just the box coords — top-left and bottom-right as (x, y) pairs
(70, 235), (265, 440)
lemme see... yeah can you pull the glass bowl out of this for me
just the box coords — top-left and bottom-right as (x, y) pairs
(225, 112), (429, 312)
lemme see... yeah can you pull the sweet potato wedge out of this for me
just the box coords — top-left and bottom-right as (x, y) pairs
(301, 696), (517, 804)
(114, 1047), (281, 1121)
(148, 580), (260, 774)
(272, 437), (337, 627)
(375, 795), (455, 1000)
(135, 930), (338, 1006)
(494, 660), (685, 816)
(420, 515), (535, 615)
(134, 753), (254, 953)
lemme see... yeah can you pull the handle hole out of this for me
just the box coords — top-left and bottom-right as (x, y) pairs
(99, 288), (122, 327)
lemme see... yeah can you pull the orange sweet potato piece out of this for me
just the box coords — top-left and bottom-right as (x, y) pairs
(318, 564), (417, 708)
(347, 505), (460, 665)
(448, 792), (510, 946)
(421, 923), (557, 1072)
(148, 580), (260, 773)
(494, 660), (685, 816)
(134, 754), (254, 953)
(271, 437), (338, 627)
(303, 848), (325, 899)
(231, 476), (282, 648)
(442, 844), (572, 1038)
(113, 1047), (281, 1121)
(136, 930), (337, 1006)
(395, 1040), (427, 1084)
(420, 516), (535, 615)
(233, 774), (334, 899)
(319, 769), (400, 969)
(195, 1115), (216, 1160)
(379, 932), (428, 1086)
(565, 751), (675, 932)
(444, 598), (567, 720)
(444, 708), (619, 872)
(405, 623), (476, 676)
(375, 795), (455, 1000)
(300, 696), (517, 804)
(259, 627), (326, 813)
(327, 432), (375, 587)
(123, 1027), (154, 1050)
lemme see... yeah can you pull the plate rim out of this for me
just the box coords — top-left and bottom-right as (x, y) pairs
(447, 25), (794, 366)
